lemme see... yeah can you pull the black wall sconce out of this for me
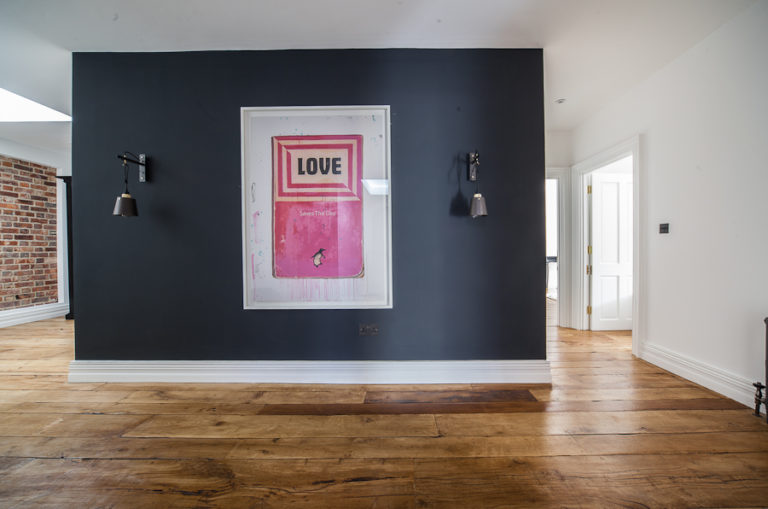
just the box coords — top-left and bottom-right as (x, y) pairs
(113, 152), (148, 217)
(468, 151), (488, 218)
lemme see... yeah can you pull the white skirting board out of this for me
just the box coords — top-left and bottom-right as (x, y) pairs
(0, 302), (69, 328)
(639, 342), (757, 409)
(68, 359), (552, 384)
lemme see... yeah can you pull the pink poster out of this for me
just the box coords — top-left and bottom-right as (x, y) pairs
(272, 135), (364, 278)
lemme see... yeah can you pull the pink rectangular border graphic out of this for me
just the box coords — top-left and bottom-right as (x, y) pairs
(273, 135), (363, 200)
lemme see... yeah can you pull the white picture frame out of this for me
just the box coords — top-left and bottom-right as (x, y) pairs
(241, 106), (393, 309)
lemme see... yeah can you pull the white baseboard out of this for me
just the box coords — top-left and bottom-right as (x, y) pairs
(68, 359), (551, 384)
(639, 342), (756, 409)
(0, 302), (69, 328)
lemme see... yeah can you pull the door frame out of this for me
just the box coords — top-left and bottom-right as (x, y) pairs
(545, 167), (571, 328)
(571, 135), (643, 355)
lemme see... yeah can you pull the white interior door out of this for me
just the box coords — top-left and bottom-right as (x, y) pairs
(590, 169), (633, 330)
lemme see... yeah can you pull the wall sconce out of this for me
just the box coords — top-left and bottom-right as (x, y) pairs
(468, 151), (488, 218)
(113, 152), (147, 217)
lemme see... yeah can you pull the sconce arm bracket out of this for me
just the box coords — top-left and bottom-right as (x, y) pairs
(468, 151), (480, 182)
(117, 152), (148, 182)
(116, 153), (147, 166)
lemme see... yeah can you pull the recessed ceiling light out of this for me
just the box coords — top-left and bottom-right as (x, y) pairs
(0, 88), (71, 122)
(555, 98), (566, 104)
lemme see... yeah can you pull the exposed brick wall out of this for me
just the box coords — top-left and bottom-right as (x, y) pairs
(0, 154), (58, 310)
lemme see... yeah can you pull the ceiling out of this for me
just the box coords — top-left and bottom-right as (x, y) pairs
(0, 0), (755, 155)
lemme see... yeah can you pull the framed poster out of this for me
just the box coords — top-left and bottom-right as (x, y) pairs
(241, 106), (392, 309)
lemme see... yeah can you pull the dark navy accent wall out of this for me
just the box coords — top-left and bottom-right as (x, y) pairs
(72, 49), (545, 361)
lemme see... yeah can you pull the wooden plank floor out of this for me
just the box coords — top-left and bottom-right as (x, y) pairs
(0, 318), (767, 508)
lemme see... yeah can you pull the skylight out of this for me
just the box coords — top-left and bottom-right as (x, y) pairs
(0, 88), (71, 122)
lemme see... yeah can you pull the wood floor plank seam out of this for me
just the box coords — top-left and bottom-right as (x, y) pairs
(114, 413), (156, 438)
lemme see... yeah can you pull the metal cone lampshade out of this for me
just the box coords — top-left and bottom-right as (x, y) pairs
(113, 193), (138, 217)
(470, 192), (487, 218)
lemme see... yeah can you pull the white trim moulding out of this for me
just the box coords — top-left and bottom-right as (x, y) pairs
(0, 302), (69, 329)
(69, 359), (552, 384)
(639, 342), (755, 409)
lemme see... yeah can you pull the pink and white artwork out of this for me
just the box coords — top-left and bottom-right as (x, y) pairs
(241, 107), (392, 309)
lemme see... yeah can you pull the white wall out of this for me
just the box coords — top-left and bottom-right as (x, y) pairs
(0, 23), (72, 175)
(0, 24), (71, 115)
(571, 1), (768, 405)
(545, 130), (572, 167)
(0, 137), (70, 176)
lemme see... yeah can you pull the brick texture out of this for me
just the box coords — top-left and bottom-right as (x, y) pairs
(0, 154), (58, 310)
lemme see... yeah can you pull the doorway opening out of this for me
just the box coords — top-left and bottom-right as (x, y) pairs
(544, 167), (571, 330)
(586, 156), (633, 331)
(0, 153), (70, 327)
(572, 135), (641, 354)
(545, 178), (558, 327)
